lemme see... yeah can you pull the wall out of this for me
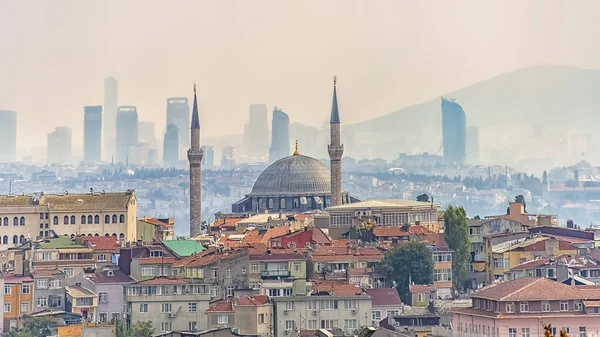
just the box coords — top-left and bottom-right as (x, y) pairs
(235, 304), (273, 337)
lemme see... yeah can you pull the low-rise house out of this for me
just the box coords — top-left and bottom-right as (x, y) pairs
(119, 243), (179, 281)
(248, 247), (308, 295)
(450, 277), (600, 337)
(32, 269), (66, 312)
(530, 225), (597, 252)
(66, 283), (98, 322)
(407, 284), (435, 307)
(372, 227), (409, 243)
(268, 227), (331, 249)
(137, 217), (175, 242)
(205, 295), (272, 337)
(3, 274), (33, 331)
(365, 288), (403, 326)
(379, 309), (441, 337)
(312, 244), (385, 288)
(125, 277), (211, 333)
(79, 236), (121, 267)
(271, 280), (372, 337)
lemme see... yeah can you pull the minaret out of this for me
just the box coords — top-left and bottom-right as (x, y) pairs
(188, 84), (203, 238)
(328, 76), (344, 206)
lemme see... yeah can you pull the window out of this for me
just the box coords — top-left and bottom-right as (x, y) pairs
(94, 215), (100, 224)
(519, 302), (529, 312)
(560, 301), (569, 311)
(308, 301), (318, 310)
(12, 235), (17, 244)
(387, 310), (399, 316)
(141, 267), (155, 276)
(188, 303), (197, 312)
(493, 258), (510, 269)
(64, 268), (74, 278)
(293, 262), (301, 272)
(575, 301), (583, 311)
(77, 298), (92, 306)
(508, 328), (517, 337)
(283, 288), (292, 296)
(226, 268), (231, 278)
(344, 300), (357, 310)
(150, 250), (163, 257)
(105, 215), (110, 223)
(418, 294), (424, 302)
(542, 301), (550, 312)
(188, 322), (197, 331)
(4, 303), (10, 312)
(21, 302), (29, 313)
(211, 286), (218, 297)
(13, 217), (18, 226)
(69, 215), (75, 224)
(506, 302), (515, 313)
(139, 304), (148, 313)
(112, 214), (117, 223)
(372, 310), (382, 322)
(21, 284), (30, 294)
(20, 216), (25, 226)
(218, 315), (229, 324)
(285, 320), (294, 331)
(4, 285), (10, 294)
(63, 216), (68, 224)
(344, 319), (357, 330)
(99, 292), (108, 303)
(280, 199), (286, 209)
(2, 235), (7, 244)
(37, 297), (47, 307)
(160, 322), (172, 332)
(119, 214), (125, 223)
(241, 267), (246, 274)
(259, 314), (265, 324)
(227, 286), (235, 297)
(321, 320), (336, 329)
(81, 216), (86, 224)
(97, 254), (106, 261)
(251, 263), (259, 272)
(112, 313), (120, 322)
(211, 269), (218, 278)
(522, 328), (530, 337)
(161, 303), (172, 313)
(308, 320), (317, 330)
(3, 217), (7, 226)
(321, 300), (337, 310)
(40, 213), (44, 220)
(88, 215), (93, 224)
(99, 313), (108, 323)
(285, 301), (295, 310)
(53, 216), (58, 225)
(37, 279), (48, 288)
(433, 268), (452, 282)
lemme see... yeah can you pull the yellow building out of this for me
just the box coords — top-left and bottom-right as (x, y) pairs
(66, 284), (98, 322)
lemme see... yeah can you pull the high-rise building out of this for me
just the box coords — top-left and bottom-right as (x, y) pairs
(201, 145), (214, 169)
(163, 124), (180, 168)
(466, 126), (480, 164)
(0, 110), (17, 163)
(103, 77), (118, 161)
(187, 85), (203, 238)
(138, 121), (157, 150)
(290, 123), (321, 158)
(243, 104), (269, 160)
(47, 127), (72, 165)
(328, 76), (344, 207)
(84, 106), (102, 163)
(167, 98), (190, 159)
(441, 97), (466, 164)
(116, 106), (138, 164)
(268, 108), (290, 162)
(221, 146), (236, 169)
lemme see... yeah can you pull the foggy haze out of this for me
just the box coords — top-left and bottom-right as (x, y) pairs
(2, 0), (600, 154)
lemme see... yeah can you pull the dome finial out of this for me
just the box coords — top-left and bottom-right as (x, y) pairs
(293, 140), (300, 156)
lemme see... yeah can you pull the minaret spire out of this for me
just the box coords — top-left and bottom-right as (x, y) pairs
(328, 76), (344, 207)
(191, 83), (199, 129)
(188, 83), (203, 238)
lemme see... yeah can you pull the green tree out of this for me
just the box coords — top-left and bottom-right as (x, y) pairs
(444, 205), (471, 291)
(9, 315), (60, 337)
(382, 241), (434, 301)
(115, 320), (127, 337)
(515, 195), (527, 212)
(416, 193), (430, 202)
(130, 321), (155, 337)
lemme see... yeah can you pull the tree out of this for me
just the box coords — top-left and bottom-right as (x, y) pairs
(416, 193), (430, 202)
(381, 241), (434, 301)
(514, 195), (527, 213)
(130, 321), (155, 337)
(444, 205), (471, 291)
(9, 315), (60, 337)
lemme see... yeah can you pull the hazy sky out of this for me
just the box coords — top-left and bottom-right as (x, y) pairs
(2, 0), (600, 151)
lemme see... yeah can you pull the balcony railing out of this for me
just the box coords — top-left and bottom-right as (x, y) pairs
(261, 270), (291, 277)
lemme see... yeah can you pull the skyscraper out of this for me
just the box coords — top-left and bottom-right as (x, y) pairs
(441, 97), (467, 164)
(243, 104), (269, 159)
(167, 97), (190, 159)
(0, 110), (17, 163)
(163, 124), (180, 168)
(47, 127), (72, 165)
(201, 145), (214, 169)
(268, 107), (290, 162)
(116, 106), (138, 164)
(103, 77), (118, 161)
(187, 85), (203, 238)
(328, 76), (344, 207)
(466, 126), (480, 164)
(221, 146), (236, 169)
(84, 106), (102, 163)
(138, 121), (157, 150)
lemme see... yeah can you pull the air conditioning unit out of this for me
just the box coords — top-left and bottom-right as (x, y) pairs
(168, 313), (175, 318)
(352, 309), (358, 314)
(284, 310), (289, 315)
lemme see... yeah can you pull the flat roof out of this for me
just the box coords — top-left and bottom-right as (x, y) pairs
(325, 199), (440, 211)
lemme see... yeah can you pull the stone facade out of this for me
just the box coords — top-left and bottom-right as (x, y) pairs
(328, 78), (343, 207)
(188, 85), (203, 238)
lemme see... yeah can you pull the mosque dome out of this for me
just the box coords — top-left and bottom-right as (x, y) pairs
(249, 154), (331, 197)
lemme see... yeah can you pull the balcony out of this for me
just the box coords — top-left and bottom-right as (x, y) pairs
(261, 270), (290, 278)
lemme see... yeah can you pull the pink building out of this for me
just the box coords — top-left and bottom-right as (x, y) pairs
(451, 277), (600, 337)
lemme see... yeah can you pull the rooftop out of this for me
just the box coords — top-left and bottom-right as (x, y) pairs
(40, 191), (134, 211)
(40, 236), (88, 249)
(473, 277), (600, 301)
(409, 284), (435, 293)
(326, 199), (440, 211)
(66, 285), (96, 298)
(162, 240), (205, 257)
(311, 280), (367, 296)
(365, 288), (402, 307)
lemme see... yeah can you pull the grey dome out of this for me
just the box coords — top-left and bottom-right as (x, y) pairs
(249, 155), (331, 197)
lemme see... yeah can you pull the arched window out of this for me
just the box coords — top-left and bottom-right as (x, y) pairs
(70, 216), (76, 224)
(280, 198), (286, 209)
(112, 215), (117, 223)
(63, 216), (69, 225)
(94, 215), (99, 224)
(105, 215), (110, 223)
(119, 214), (125, 223)
(81, 216), (86, 224)
(13, 217), (18, 226)
(53, 216), (58, 225)
(268, 199), (274, 209)
(2, 236), (7, 244)
(19, 235), (24, 244)
(293, 198), (299, 208)
(88, 233), (93, 236)
(119, 233), (125, 239)
(87, 215), (93, 224)
(12, 235), (18, 244)
(94, 233), (99, 237)
(20, 217), (25, 226)
(112, 233), (117, 237)
(3, 217), (7, 226)
(104, 233), (110, 237)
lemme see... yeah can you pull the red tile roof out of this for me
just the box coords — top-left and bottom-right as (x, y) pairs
(31, 269), (63, 278)
(510, 258), (549, 270)
(211, 217), (246, 229)
(135, 277), (189, 285)
(474, 277), (600, 301)
(139, 217), (173, 227)
(408, 225), (434, 235)
(238, 295), (270, 306)
(261, 226), (293, 243)
(409, 284), (435, 293)
(206, 300), (234, 313)
(365, 288), (402, 307)
(81, 236), (121, 251)
(331, 239), (352, 247)
(311, 246), (384, 262)
(583, 300), (600, 307)
(372, 227), (408, 238)
(311, 227), (331, 245)
(172, 249), (246, 268)
(311, 280), (366, 296)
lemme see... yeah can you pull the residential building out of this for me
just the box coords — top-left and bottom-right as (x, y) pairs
(137, 217), (175, 242)
(155, 327), (260, 337)
(116, 106), (138, 164)
(164, 124), (180, 168)
(0, 190), (137, 245)
(441, 97), (466, 164)
(407, 284), (435, 307)
(125, 277), (211, 333)
(166, 97), (190, 159)
(56, 323), (115, 337)
(430, 247), (453, 298)
(530, 225), (597, 252)
(271, 280), (372, 337)
(103, 77), (118, 161)
(269, 107), (290, 163)
(47, 126), (72, 165)
(172, 248), (249, 299)
(83, 106), (103, 163)
(3, 274), (32, 331)
(78, 236), (122, 267)
(312, 244), (385, 288)
(507, 255), (600, 284)
(0, 110), (17, 162)
(119, 244), (179, 281)
(450, 277), (600, 337)
(32, 269), (66, 312)
(380, 310), (442, 337)
(205, 295), (273, 336)
(70, 266), (135, 324)
(66, 283), (98, 322)
(0, 274), (4, 332)
(248, 248), (308, 296)
(365, 288), (403, 326)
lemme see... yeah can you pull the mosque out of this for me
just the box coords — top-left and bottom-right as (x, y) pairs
(231, 77), (359, 214)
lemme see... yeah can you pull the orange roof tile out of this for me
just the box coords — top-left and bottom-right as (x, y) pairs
(408, 225), (434, 235)
(211, 217), (246, 229)
(410, 284), (435, 293)
(238, 295), (270, 306)
(331, 239), (352, 247)
(206, 300), (234, 313)
(81, 236), (121, 251)
(311, 280), (365, 296)
(474, 277), (600, 301)
(261, 225), (293, 243)
(139, 218), (173, 227)
(372, 227), (409, 238)
(241, 229), (262, 244)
